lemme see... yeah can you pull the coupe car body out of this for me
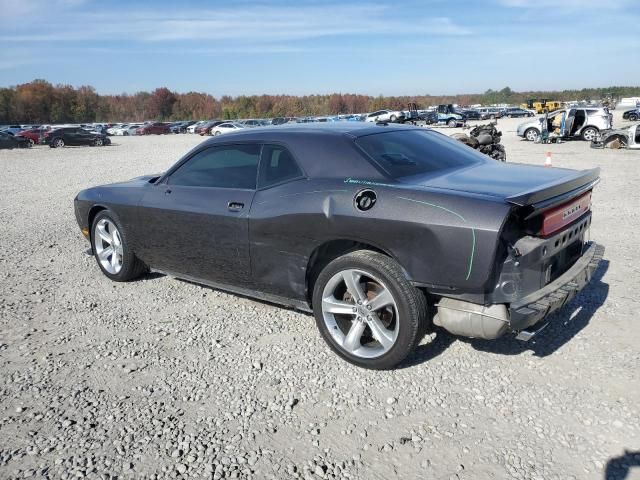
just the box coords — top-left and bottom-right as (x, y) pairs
(136, 123), (171, 135)
(44, 127), (111, 148)
(0, 131), (31, 149)
(75, 123), (603, 369)
(16, 128), (46, 146)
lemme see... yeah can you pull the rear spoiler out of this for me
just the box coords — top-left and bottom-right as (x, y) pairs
(506, 168), (600, 209)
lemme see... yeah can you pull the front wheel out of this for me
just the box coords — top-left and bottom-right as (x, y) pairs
(581, 127), (598, 142)
(447, 118), (457, 128)
(524, 128), (539, 142)
(94, 138), (104, 146)
(52, 138), (65, 148)
(92, 211), (146, 282)
(629, 113), (638, 121)
(312, 250), (427, 370)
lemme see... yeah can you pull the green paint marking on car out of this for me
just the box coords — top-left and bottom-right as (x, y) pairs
(397, 196), (476, 281)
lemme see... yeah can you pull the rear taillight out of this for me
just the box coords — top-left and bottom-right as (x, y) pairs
(542, 191), (591, 236)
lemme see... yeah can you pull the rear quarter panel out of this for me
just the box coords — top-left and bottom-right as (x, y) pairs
(250, 178), (511, 301)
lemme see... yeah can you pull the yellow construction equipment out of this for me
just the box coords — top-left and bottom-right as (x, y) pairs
(520, 99), (563, 114)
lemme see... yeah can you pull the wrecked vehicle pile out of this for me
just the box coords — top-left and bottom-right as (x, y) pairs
(452, 123), (507, 161)
(591, 124), (640, 150)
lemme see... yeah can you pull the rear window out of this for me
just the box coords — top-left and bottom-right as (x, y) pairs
(355, 129), (484, 179)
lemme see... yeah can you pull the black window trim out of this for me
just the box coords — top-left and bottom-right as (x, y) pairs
(162, 142), (262, 190)
(157, 140), (307, 190)
(352, 128), (485, 181)
(256, 142), (307, 191)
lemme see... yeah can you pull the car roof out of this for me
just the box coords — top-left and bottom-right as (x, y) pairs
(201, 122), (414, 141)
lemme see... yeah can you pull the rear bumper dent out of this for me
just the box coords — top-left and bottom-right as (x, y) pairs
(509, 242), (604, 336)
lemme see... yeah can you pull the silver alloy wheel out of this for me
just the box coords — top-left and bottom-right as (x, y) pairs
(93, 218), (124, 274)
(95, 138), (103, 146)
(321, 268), (399, 359)
(582, 128), (597, 141)
(525, 128), (539, 141)
(54, 138), (64, 148)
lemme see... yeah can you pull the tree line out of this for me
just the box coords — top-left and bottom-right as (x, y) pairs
(1, 79), (639, 124)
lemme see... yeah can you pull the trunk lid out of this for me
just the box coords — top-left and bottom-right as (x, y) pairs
(404, 161), (599, 207)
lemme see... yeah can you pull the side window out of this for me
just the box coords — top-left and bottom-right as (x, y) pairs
(259, 145), (303, 189)
(168, 144), (260, 189)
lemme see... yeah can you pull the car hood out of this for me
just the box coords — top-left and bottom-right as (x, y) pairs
(517, 119), (539, 130)
(403, 161), (598, 205)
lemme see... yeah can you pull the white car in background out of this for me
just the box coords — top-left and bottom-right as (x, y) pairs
(210, 122), (244, 136)
(113, 125), (141, 136)
(187, 121), (206, 134)
(364, 109), (405, 123)
(107, 124), (127, 135)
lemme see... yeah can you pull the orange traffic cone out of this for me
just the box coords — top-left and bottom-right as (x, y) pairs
(544, 152), (552, 167)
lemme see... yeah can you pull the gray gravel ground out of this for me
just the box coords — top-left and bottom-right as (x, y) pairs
(1, 113), (639, 480)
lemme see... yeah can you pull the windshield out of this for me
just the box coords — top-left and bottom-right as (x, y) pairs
(355, 129), (485, 180)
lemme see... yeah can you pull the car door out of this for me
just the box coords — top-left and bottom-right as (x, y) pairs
(562, 109), (575, 137)
(135, 143), (260, 286)
(77, 129), (94, 145)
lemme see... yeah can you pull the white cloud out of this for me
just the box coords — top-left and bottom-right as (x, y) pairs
(0, 4), (471, 45)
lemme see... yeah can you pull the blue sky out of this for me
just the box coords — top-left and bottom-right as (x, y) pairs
(0, 0), (638, 96)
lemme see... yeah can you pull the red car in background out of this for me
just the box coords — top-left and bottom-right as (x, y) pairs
(16, 128), (47, 146)
(136, 123), (171, 135)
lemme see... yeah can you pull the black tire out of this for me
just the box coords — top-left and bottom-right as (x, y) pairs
(524, 128), (539, 142)
(581, 126), (598, 142)
(447, 118), (457, 128)
(91, 210), (147, 282)
(94, 138), (104, 146)
(390, 115), (397, 122)
(629, 113), (638, 121)
(27, 138), (35, 147)
(312, 250), (428, 370)
(51, 137), (64, 148)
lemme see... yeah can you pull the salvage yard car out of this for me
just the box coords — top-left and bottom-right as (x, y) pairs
(364, 110), (405, 123)
(0, 131), (31, 149)
(44, 127), (111, 148)
(591, 123), (640, 150)
(517, 107), (612, 142)
(74, 123), (603, 369)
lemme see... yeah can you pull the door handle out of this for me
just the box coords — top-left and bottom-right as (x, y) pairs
(228, 201), (244, 211)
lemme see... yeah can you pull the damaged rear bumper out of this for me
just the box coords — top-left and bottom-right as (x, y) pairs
(434, 242), (604, 341)
(509, 241), (604, 337)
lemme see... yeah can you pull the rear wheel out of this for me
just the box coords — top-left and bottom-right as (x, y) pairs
(94, 138), (104, 146)
(52, 138), (65, 148)
(312, 250), (427, 370)
(390, 115), (397, 122)
(629, 113), (638, 121)
(447, 118), (457, 128)
(27, 138), (35, 147)
(581, 127), (598, 142)
(91, 211), (146, 282)
(524, 128), (539, 142)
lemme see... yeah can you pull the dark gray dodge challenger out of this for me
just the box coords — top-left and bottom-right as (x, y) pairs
(75, 123), (604, 369)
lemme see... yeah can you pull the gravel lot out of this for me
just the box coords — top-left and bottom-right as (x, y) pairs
(1, 113), (639, 480)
